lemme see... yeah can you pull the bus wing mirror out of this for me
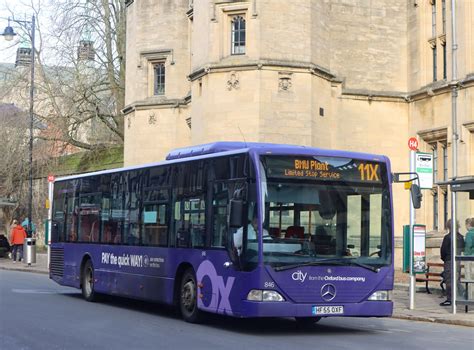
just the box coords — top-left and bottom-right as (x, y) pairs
(410, 184), (422, 209)
(229, 199), (245, 228)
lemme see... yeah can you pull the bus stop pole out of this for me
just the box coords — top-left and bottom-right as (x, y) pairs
(451, 193), (457, 314)
(450, 0), (458, 315)
(409, 150), (416, 310)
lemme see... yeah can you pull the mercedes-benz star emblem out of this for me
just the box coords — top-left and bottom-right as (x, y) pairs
(320, 283), (336, 302)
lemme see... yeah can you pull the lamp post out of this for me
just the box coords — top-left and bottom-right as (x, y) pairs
(1, 15), (36, 238)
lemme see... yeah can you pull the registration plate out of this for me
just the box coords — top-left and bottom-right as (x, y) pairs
(312, 306), (344, 315)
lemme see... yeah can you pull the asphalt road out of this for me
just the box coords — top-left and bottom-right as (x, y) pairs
(0, 270), (472, 350)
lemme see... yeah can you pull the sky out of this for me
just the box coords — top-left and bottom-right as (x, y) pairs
(1, 1), (24, 63)
(0, 6), (19, 63)
(0, 0), (53, 64)
(0, 0), (100, 68)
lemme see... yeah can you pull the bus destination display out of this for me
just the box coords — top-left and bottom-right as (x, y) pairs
(263, 156), (382, 183)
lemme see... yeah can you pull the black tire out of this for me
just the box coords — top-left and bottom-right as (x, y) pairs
(82, 259), (98, 302)
(295, 317), (321, 328)
(179, 268), (203, 323)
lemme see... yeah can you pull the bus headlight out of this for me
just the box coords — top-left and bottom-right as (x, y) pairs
(263, 290), (285, 302)
(247, 290), (285, 302)
(247, 290), (263, 301)
(368, 290), (391, 301)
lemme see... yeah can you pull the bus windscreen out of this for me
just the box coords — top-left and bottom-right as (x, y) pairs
(260, 155), (391, 269)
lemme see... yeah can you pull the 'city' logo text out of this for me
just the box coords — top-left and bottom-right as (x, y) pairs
(291, 270), (307, 283)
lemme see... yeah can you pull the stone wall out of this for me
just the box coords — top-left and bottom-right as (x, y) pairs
(328, 0), (408, 91)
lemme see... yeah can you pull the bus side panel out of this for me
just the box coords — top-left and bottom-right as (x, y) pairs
(51, 243), (174, 303)
(176, 249), (265, 318)
(49, 243), (82, 289)
(83, 245), (252, 309)
(88, 245), (174, 303)
(51, 243), (267, 317)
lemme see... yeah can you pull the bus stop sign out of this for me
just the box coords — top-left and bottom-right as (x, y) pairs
(408, 137), (418, 151)
(415, 152), (433, 189)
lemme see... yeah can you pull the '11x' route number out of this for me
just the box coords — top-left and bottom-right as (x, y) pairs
(358, 164), (379, 181)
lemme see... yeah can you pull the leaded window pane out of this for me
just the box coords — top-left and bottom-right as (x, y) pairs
(154, 63), (165, 95)
(231, 16), (246, 55)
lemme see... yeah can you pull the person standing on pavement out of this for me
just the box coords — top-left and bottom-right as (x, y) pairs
(440, 219), (465, 306)
(21, 218), (36, 238)
(463, 217), (474, 301)
(10, 219), (27, 263)
(465, 217), (474, 255)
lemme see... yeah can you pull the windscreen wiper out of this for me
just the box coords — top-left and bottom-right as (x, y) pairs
(274, 258), (346, 272)
(347, 260), (380, 273)
(274, 258), (380, 272)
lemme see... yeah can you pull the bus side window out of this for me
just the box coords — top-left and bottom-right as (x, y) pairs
(78, 193), (101, 243)
(212, 182), (229, 248)
(143, 203), (168, 246)
(52, 188), (66, 242)
(172, 161), (207, 248)
(65, 196), (79, 243)
(142, 166), (172, 246)
(189, 198), (205, 248)
(174, 198), (205, 248)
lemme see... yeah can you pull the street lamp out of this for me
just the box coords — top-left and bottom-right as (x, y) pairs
(1, 15), (36, 238)
(2, 18), (15, 41)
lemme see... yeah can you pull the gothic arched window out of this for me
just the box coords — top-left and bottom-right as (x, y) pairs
(154, 63), (165, 95)
(231, 16), (246, 55)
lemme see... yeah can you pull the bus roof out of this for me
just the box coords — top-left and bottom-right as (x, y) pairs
(55, 142), (389, 182)
(166, 141), (387, 162)
(165, 142), (299, 160)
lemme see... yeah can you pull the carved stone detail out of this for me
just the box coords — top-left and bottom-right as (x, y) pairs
(279, 72), (292, 91)
(148, 112), (157, 125)
(227, 71), (240, 90)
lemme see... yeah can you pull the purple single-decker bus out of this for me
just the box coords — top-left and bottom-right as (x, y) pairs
(49, 142), (394, 324)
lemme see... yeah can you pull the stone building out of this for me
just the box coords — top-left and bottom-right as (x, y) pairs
(123, 0), (474, 267)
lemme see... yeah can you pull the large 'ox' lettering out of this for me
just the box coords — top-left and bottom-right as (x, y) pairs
(196, 260), (235, 315)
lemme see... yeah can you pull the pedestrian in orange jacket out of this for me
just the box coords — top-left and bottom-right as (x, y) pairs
(10, 220), (27, 263)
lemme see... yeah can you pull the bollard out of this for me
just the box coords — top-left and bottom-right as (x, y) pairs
(23, 237), (36, 266)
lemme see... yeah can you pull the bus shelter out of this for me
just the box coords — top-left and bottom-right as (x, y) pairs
(440, 176), (474, 313)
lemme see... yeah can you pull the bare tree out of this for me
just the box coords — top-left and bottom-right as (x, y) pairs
(40, 0), (126, 149)
(0, 104), (31, 231)
(0, 0), (126, 239)
(1, 0), (126, 150)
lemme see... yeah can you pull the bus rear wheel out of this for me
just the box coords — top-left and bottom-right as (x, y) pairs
(295, 317), (321, 327)
(179, 269), (203, 323)
(82, 259), (98, 302)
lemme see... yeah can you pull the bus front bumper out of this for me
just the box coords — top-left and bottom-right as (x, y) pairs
(239, 300), (393, 318)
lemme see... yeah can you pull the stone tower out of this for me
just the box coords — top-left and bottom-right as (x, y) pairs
(77, 40), (95, 61)
(123, 0), (474, 266)
(15, 47), (31, 67)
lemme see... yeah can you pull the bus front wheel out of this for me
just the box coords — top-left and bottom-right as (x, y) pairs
(82, 259), (98, 302)
(179, 269), (203, 323)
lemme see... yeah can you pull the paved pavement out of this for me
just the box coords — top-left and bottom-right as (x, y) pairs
(393, 285), (473, 327)
(1, 253), (473, 327)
